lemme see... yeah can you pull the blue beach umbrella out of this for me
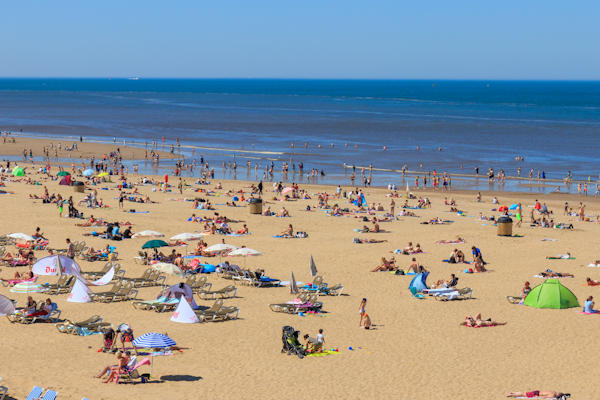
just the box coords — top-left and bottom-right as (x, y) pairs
(83, 169), (95, 177)
(133, 332), (177, 377)
(133, 332), (176, 348)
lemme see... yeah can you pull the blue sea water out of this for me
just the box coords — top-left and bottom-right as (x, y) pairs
(0, 78), (599, 192)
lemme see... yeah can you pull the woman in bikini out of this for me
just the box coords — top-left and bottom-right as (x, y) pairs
(506, 390), (569, 399)
(358, 298), (367, 327)
(462, 314), (506, 327)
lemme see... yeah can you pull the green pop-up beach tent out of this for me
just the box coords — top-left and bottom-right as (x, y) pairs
(12, 167), (25, 177)
(523, 279), (579, 309)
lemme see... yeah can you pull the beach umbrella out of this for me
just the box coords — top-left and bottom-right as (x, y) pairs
(151, 262), (185, 277)
(82, 169), (95, 177)
(12, 167), (25, 177)
(10, 282), (44, 293)
(229, 248), (261, 257)
(0, 294), (16, 316)
(132, 230), (165, 238)
(290, 271), (299, 295)
(97, 172), (109, 177)
(7, 232), (35, 241)
(523, 279), (579, 309)
(133, 332), (176, 349)
(229, 247), (261, 267)
(205, 243), (238, 253)
(170, 233), (207, 241)
(281, 187), (294, 195)
(309, 255), (318, 277)
(142, 239), (169, 249)
(32, 255), (81, 277)
(133, 332), (177, 377)
(57, 171), (70, 176)
(205, 243), (238, 262)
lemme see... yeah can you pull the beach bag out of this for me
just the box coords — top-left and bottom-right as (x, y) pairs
(353, 237), (361, 243)
(295, 232), (308, 238)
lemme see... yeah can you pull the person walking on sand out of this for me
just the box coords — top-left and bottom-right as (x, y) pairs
(359, 298), (367, 327)
(516, 203), (522, 227)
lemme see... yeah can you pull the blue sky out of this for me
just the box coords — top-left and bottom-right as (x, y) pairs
(1, 1), (598, 79)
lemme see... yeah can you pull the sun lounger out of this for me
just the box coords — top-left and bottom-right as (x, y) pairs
(194, 299), (226, 320)
(43, 275), (75, 294)
(7, 303), (61, 324)
(269, 294), (323, 314)
(186, 275), (212, 293)
(434, 287), (473, 301)
(202, 305), (239, 322)
(56, 315), (110, 335)
(117, 357), (152, 383)
(197, 285), (237, 300)
(422, 287), (455, 296)
(132, 297), (180, 312)
(90, 282), (124, 302)
(122, 268), (166, 288)
(506, 296), (523, 304)
(96, 282), (138, 303)
(81, 262), (124, 280)
(25, 386), (44, 400)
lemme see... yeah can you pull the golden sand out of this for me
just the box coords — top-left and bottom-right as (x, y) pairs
(0, 140), (598, 399)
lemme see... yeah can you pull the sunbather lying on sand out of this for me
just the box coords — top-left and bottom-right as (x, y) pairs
(461, 313), (506, 327)
(546, 252), (572, 259)
(506, 390), (570, 399)
(371, 257), (396, 272)
(539, 269), (574, 278)
(1, 269), (34, 285)
(586, 277), (600, 286)
(436, 237), (465, 244)
(353, 238), (387, 244)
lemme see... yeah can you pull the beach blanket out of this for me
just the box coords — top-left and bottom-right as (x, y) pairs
(77, 327), (103, 336)
(541, 238), (558, 242)
(546, 256), (575, 260)
(306, 350), (338, 357)
(442, 260), (471, 264)
(580, 311), (600, 315)
(588, 264), (600, 268)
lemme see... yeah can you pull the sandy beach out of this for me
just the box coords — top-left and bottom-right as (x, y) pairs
(0, 140), (599, 399)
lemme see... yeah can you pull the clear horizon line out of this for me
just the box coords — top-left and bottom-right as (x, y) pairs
(0, 76), (599, 82)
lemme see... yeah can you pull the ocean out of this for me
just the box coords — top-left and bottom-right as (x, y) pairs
(0, 78), (599, 193)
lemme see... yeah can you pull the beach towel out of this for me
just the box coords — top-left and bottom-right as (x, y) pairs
(462, 323), (502, 328)
(77, 327), (103, 336)
(541, 238), (558, 242)
(534, 275), (573, 279)
(546, 257), (575, 260)
(306, 350), (338, 357)
(442, 259), (471, 264)
(580, 311), (600, 315)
